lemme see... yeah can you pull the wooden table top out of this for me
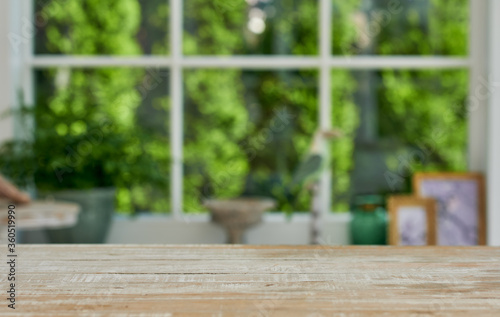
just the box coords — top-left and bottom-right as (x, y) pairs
(3, 245), (500, 316)
(0, 199), (80, 229)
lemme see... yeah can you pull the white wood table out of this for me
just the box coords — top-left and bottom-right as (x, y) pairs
(0, 200), (80, 229)
(1, 245), (500, 316)
(0, 200), (80, 243)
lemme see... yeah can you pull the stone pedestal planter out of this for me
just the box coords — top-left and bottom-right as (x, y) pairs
(204, 197), (275, 244)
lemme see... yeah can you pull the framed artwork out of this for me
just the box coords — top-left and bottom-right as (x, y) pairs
(388, 196), (437, 246)
(413, 172), (486, 245)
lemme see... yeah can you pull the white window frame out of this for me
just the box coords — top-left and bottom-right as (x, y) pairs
(9, 0), (495, 235)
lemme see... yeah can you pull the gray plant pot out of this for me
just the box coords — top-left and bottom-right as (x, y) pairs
(42, 188), (115, 243)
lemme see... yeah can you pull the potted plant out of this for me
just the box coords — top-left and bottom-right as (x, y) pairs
(0, 103), (168, 243)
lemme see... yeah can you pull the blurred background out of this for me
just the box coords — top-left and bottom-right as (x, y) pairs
(0, 0), (498, 245)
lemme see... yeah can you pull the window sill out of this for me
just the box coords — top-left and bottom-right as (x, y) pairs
(114, 212), (351, 223)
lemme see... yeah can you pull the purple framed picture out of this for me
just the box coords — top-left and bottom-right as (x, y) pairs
(413, 173), (486, 246)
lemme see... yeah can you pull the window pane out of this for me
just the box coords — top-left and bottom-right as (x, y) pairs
(184, 0), (318, 55)
(331, 69), (468, 211)
(183, 70), (318, 213)
(33, 68), (170, 213)
(332, 0), (468, 55)
(35, 0), (169, 55)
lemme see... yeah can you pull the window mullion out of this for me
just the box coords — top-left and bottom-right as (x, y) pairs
(319, 0), (332, 229)
(21, 0), (34, 140)
(170, 0), (183, 218)
(486, 0), (499, 245)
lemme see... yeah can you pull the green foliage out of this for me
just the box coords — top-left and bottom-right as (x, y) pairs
(184, 0), (317, 55)
(238, 70), (318, 213)
(331, 70), (359, 211)
(331, 0), (468, 207)
(183, 1), (320, 213)
(184, 0), (246, 55)
(2, 0), (468, 214)
(380, 69), (468, 172)
(42, 0), (142, 54)
(332, 0), (362, 55)
(0, 0), (172, 214)
(375, 0), (469, 184)
(183, 69), (249, 212)
(183, 68), (318, 213)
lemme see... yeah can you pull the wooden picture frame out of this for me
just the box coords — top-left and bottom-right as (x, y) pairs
(413, 172), (486, 245)
(388, 196), (437, 246)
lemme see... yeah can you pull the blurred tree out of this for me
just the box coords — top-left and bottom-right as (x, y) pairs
(31, 0), (171, 213)
(331, 0), (468, 205)
(183, 0), (322, 213)
(22, 0), (468, 214)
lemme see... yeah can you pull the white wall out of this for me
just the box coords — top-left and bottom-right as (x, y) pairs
(106, 214), (351, 245)
(487, 0), (500, 246)
(0, 0), (14, 143)
(22, 214), (352, 245)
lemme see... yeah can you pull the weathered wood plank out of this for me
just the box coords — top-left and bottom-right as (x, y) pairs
(1, 245), (499, 316)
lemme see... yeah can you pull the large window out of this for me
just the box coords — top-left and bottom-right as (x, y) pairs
(12, 0), (469, 216)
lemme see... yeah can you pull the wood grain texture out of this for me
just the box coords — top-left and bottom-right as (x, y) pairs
(1, 245), (500, 316)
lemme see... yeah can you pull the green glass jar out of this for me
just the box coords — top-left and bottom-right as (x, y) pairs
(350, 195), (387, 245)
